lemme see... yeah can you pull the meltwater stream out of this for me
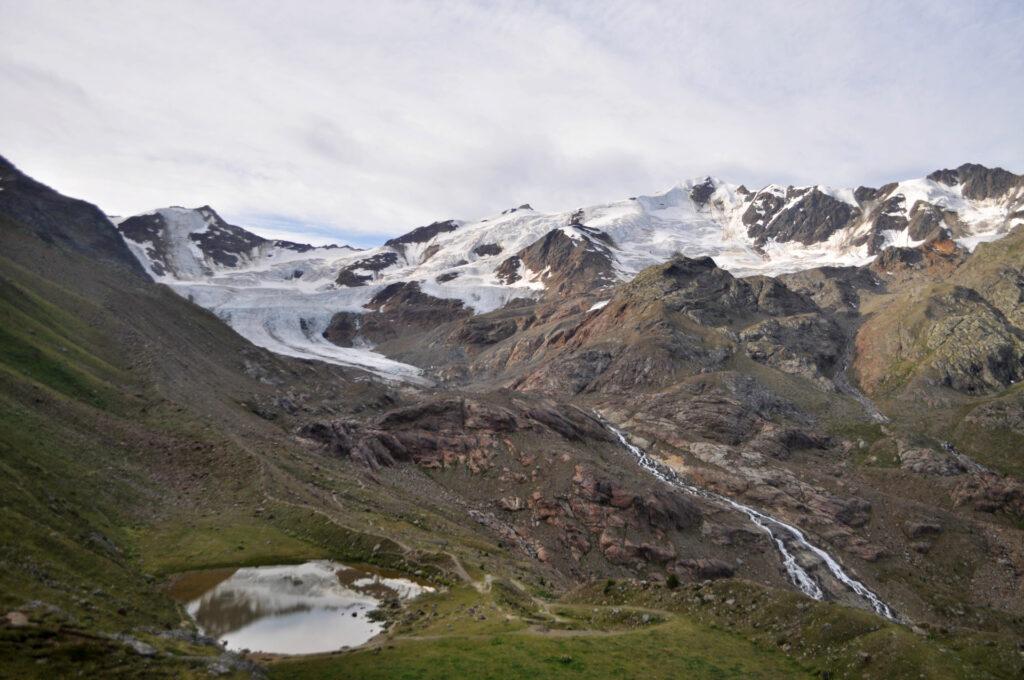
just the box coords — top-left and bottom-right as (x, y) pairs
(604, 422), (896, 621)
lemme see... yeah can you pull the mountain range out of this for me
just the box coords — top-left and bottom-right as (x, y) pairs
(111, 165), (1024, 381)
(2, 152), (1024, 678)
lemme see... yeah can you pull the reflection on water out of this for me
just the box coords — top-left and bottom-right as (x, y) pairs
(176, 560), (433, 655)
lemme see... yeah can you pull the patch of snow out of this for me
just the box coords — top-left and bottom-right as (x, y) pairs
(877, 229), (926, 250)
(818, 185), (858, 206)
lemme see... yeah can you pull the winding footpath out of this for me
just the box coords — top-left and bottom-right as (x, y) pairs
(603, 421), (897, 621)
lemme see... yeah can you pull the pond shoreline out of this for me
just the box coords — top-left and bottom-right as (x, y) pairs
(167, 560), (435, 656)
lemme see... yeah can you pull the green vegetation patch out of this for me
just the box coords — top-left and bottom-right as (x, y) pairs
(273, 616), (811, 680)
(130, 516), (325, 576)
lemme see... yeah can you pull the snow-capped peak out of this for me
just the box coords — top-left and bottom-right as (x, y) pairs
(115, 163), (1023, 381)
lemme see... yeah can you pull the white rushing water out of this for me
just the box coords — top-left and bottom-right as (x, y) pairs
(603, 421), (896, 620)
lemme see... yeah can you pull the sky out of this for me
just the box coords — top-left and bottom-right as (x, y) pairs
(1, 1), (1022, 247)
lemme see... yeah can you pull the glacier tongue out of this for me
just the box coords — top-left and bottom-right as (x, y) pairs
(174, 281), (431, 384)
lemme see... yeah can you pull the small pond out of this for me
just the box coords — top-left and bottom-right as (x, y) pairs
(169, 560), (433, 655)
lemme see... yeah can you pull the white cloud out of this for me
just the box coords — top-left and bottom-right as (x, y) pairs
(1, 0), (1022, 245)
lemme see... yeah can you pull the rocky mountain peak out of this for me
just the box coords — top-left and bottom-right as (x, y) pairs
(383, 219), (461, 248)
(688, 177), (718, 205)
(926, 163), (1023, 200)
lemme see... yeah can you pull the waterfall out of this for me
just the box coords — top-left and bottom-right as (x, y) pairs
(603, 420), (896, 621)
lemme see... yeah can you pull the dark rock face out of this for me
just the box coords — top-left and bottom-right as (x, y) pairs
(627, 256), (814, 326)
(854, 186), (879, 204)
(741, 190), (787, 239)
(489, 228), (616, 294)
(495, 256), (523, 284)
(188, 207), (266, 267)
(0, 155), (144, 275)
(928, 163), (1023, 200)
(575, 224), (615, 246)
(384, 220), (459, 248)
(869, 195), (910, 248)
(778, 266), (879, 313)
(630, 255), (751, 325)
(516, 229), (616, 296)
(501, 204), (533, 215)
(299, 397), (609, 470)
(118, 213), (172, 275)
(324, 281), (469, 346)
(744, 276), (818, 317)
(744, 188), (859, 246)
(472, 243), (503, 257)
(689, 178), (717, 206)
(767, 189), (857, 245)
(321, 312), (362, 347)
(454, 316), (520, 346)
(740, 314), (845, 383)
(335, 251), (400, 286)
(907, 203), (960, 241)
(870, 236), (967, 277)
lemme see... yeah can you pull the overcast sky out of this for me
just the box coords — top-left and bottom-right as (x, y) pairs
(1, 1), (1022, 246)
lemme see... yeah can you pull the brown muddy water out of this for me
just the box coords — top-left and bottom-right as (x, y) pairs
(169, 560), (433, 655)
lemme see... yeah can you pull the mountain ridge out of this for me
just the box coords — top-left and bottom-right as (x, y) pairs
(111, 162), (1024, 380)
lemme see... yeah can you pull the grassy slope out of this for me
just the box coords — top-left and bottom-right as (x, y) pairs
(273, 581), (812, 680)
(273, 577), (1023, 680)
(0, 239), (241, 674)
(282, 622), (812, 680)
(0, 222), (448, 676)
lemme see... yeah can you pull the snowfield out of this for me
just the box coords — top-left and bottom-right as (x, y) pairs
(117, 175), (1023, 382)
